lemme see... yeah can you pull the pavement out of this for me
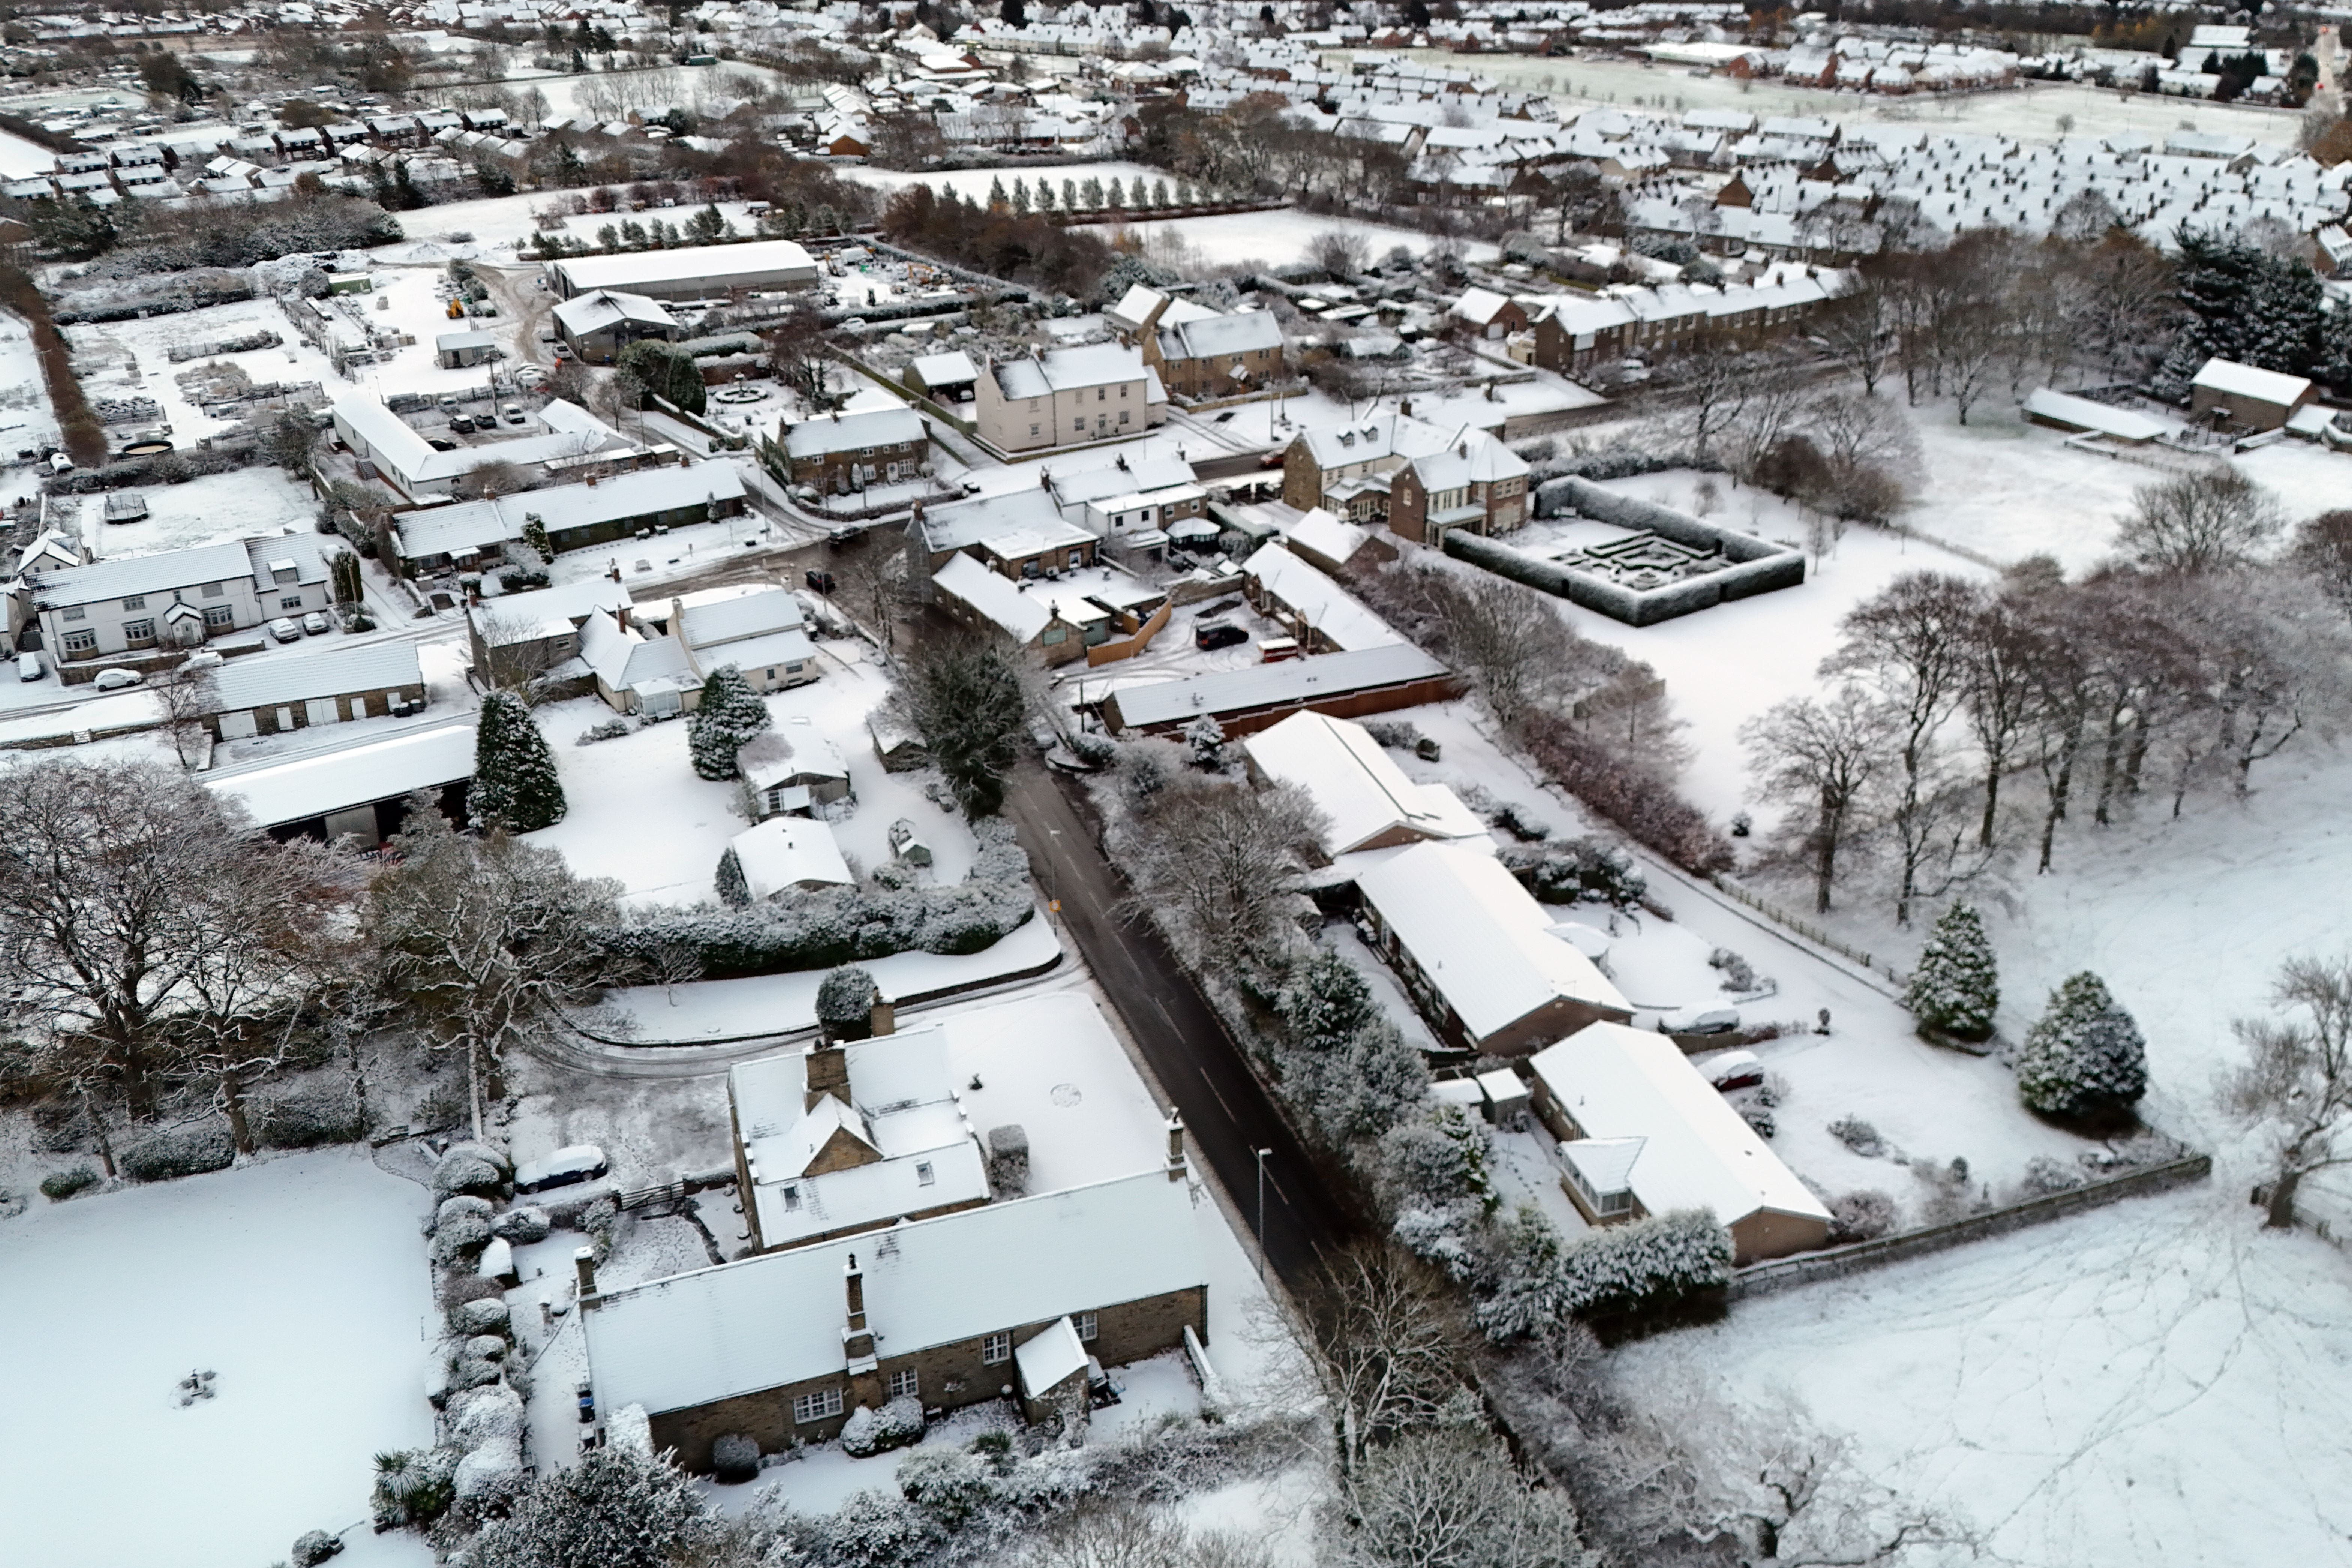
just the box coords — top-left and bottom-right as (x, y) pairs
(1002, 759), (1364, 1289)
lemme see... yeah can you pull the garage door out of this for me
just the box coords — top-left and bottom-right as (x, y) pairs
(305, 697), (340, 727)
(218, 710), (256, 739)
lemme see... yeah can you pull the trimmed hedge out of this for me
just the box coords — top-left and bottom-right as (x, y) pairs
(255, 1083), (366, 1149)
(120, 1123), (235, 1182)
(1449, 490), (1804, 628)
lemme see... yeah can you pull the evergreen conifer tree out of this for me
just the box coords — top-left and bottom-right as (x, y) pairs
(687, 666), (771, 780)
(715, 846), (750, 907)
(987, 174), (1008, 209)
(1905, 901), (1998, 1041)
(1035, 178), (1056, 211)
(1011, 176), (1030, 214)
(2016, 971), (2148, 1120)
(471, 692), (566, 831)
(521, 512), (552, 563)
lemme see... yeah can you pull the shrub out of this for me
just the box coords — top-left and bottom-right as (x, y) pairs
(453, 1296), (512, 1337)
(289, 1528), (343, 1567)
(576, 717), (633, 745)
(449, 1385), (526, 1450)
(1501, 836), (1646, 909)
(839, 1395), (925, 1458)
(491, 1204), (551, 1244)
(711, 1433), (760, 1484)
(1492, 801), (1551, 841)
(498, 566), (551, 593)
(1362, 718), (1422, 748)
(817, 965), (879, 1041)
(2015, 1155), (2085, 1199)
(820, 1489), (944, 1568)
(435, 1194), (495, 1231)
(896, 1447), (997, 1529)
(468, 1448), (712, 1568)
(1827, 1116), (1885, 1157)
(432, 1153), (506, 1199)
(1739, 1103), (1776, 1139)
(372, 1446), (459, 1529)
(2016, 972), (2148, 1121)
(39, 1165), (98, 1201)
(1905, 902), (1998, 1042)
(1710, 947), (1758, 991)
(1069, 729), (1118, 768)
(120, 1122), (234, 1182)
(715, 846), (751, 908)
(430, 1208), (494, 1264)
(254, 1083), (366, 1149)
(454, 1438), (526, 1504)
(1826, 1188), (1896, 1243)
(1518, 712), (1733, 875)
(1555, 1208), (1733, 1323)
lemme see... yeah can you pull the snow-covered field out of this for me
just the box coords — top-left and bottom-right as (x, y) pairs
(78, 465), (321, 559)
(64, 298), (344, 446)
(1071, 206), (1503, 272)
(0, 1150), (437, 1568)
(1345, 48), (2310, 148)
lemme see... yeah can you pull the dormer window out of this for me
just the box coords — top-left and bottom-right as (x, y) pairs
(782, 1184), (802, 1211)
(916, 1161), (935, 1186)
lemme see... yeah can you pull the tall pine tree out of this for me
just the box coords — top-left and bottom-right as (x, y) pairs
(470, 691), (566, 832)
(1905, 902), (1998, 1042)
(687, 666), (771, 781)
(2016, 971), (2148, 1121)
(2153, 228), (2332, 398)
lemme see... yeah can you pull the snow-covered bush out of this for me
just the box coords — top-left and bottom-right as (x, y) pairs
(895, 1447), (997, 1530)
(1827, 1116), (1885, 1157)
(579, 1194), (623, 1263)
(1472, 1204), (1572, 1343)
(688, 666), (772, 780)
(817, 965), (880, 1041)
(2014, 1155), (2085, 1199)
(39, 1165), (97, 1201)
(1905, 902), (1998, 1042)
(1069, 730), (1117, 768)
(1501, 836), (1647, 910)
(435, 1195), (494, 1232)
(711, 1433), (760, 1484)
(1119, 743), (1169, 805)
(453, 1297), (512, 1337)
(1183, 713), (1226, 771)
(605, 819), (1034, 978)
(1492, 801), (1551, 841)
(371, 1447), (458, 1530)
(254, 1082), (366, 1149)
(1826, 1189), (1896, 1244)
(840, 1395), (925, 1458)
(467, 1448), (711, 1568)
(429, 1208), (494, 1265)
(491, 1205), (550, 1244)
(714, 845), (751, 908)
(431, 1152), (507, 1199)
(1739, 1103), (1776, 1139)
(576, 717), (633, 745)
(1362, 719), (1423, 749)
(1709, 947), (1757, 992)
(288, 1527), (342, 1566)
(1393, 1198), (1486, 1282)
(120, 1122), (234, 1182)
(1555, 1209), (1732, 1325)
(448, 1385), (525, 1450)
(1377, 1104), (1494, 1215)
(2016, 971), (2148, 1121)
(453, 1438), (526, 1504)
(819, 1489), (945, 1568)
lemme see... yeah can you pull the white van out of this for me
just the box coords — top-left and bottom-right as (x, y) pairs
(16, 651), (39, 682)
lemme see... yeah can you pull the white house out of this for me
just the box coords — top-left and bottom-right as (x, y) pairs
(28, 535), (341, 662)
(972, 343), (1168, 454)
(1241, 710), (1488, 862)
(673, 587), (817, 693)
(1527, 1022), (1832, 1264)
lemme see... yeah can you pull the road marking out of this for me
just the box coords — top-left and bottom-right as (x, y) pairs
(1199, 1068), (1240, 1124)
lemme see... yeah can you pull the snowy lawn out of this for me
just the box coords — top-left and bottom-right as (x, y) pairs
(1614, 1183), (2352, 1568)
(85, 465), (322, 558)
(0, 1150), (437, 1568)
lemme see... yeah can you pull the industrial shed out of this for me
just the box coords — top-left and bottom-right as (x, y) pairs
(204, 721), (474, 846)
(547, 239), (820, 302)
(207, 642), (427, 739)
(1099, 643), (1460, 737)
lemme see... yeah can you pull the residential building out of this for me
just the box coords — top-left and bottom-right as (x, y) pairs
(729, 1024), (989, 1253)
(578, 1168), (1206, 1468)
(550, 289), (682, 364)
(467, 579), (634, 689)
(1154, 308), (1288, 400)
(1279, 413), (1459, 522)
(331, 392), (631, 505)
(1355, 842), (1633, 1055)
(1386, 436), (1531, 545)
(388, 466), (745, 576)
(205, 720), (474, 848)
(2189, 357), (2314, 432)
(931, 553), (1166, 664)
(971, 343), (1167, 454)
(1045, 453), (1206, 551)
(207, 641), (427, 740)
(779, 406), (930, 496)
(728, 816), (854, 898)
(1241, 542), (1402, 654)
(28, 535), (341, 662)
(1100, 642), (1461, 737)
(1241, 710), (1489, 862)
(738, 727), (851, 818)
(672, 587), (818, 693)
(546, 238), (820, 302)
(1284, 506), (1393, 576)
(577, 609), (699, 715)
(1527, 1023), (1832, 1263)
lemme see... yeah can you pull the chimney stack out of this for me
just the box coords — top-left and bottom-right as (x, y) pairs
(869, 992), (896, 1037)
(574, 1245), (598, 1299)
(805, 1037), (850, 1110)
(844, 1255), (868, 1331)
(1165, 1110), (1186, 1182)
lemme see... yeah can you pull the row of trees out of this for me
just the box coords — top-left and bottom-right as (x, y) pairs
(879, 182), (1117, 300)
(1748, 485), (2352, 919)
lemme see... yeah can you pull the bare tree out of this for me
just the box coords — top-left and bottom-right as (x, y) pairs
(1812, 276), (1893, 394)
(451, 458), (532, 501)
(370, 807), (624, 1138)
(1120, 774), (1325, 974)
(2115, 467), (2285, 574)
(1742, 687), (1887, 914)
(1657, 346), (1757, 466)
(1288, 1243), (1466, 1482)
(1333, 1427), (1596, 1568)
(1960, 587), (2041, 848)
(1004, 1503), (1276, 1568)
(1311, 228), (1371, 279)
(2288, 509), (2352, 616)
(2225, 955), (2352, 1229)
(153, 661), (221, 771)
(826, 529), (911, 655)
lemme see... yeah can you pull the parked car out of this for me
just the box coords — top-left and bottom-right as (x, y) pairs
(301, 612), (330, 636)
(427, 438), (458, 453)
(448, 414), (476, 434)
(514, 1144), (609, 1194)
(267, 618), (302, 643)
(805, 568), (836, 594)
(514, 366), (547, 388)
(502, 403), (526, 424)
(15, 652), (39, 682)
(1656, 1005), (1741, 1037)
(552, 343), (572, 361)
(1701, 1049), (1764, 1092)
(1194, 621), (1247, 652)
(91, 667), (142, 690)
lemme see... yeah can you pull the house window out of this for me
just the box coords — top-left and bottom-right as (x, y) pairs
(1118, 411), (1130, 425)
(981, 1332), (1010, 1366)
(121, 594), (145, 610)
(916, 1161), (935, 1186)
(203, 605), (233, 628)
(791, 1387), (843, 1424)
(1029, 424), (1040, 438)
(887, 1367), (919, 1400)
(1073, 421), (1085, 434)
(62, 606), (86, 622)
(1119, 384), (1129, 397)
(61, 629), (96, 654)
(1095, 387), (1105, 401)
(123, 619), (156, 645)
(1075, 1312), (1097, 1343)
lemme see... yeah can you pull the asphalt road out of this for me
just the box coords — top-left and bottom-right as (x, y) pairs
(1003, 760), (1363, 1291)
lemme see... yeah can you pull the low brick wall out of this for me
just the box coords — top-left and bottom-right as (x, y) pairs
(1727, 1152), (2212, 1301)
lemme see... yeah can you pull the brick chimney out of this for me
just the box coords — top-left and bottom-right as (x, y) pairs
(805, 1037), (850, 1110)
(1165, 1110), (1186, 1182)
(841, 1253), (877, 1363)
(868, 992), (896, 1037)
(574, 1245), (598, 1299)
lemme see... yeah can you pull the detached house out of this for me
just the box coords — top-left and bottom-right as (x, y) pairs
(972, 343), (1167, 455)
(1279, 413), (1459, 522)
(27, 535), (342, 663)
(1109, 284), (1288, 401)
(1386, 435), (1531, 545)
(672, 587), (818, 693)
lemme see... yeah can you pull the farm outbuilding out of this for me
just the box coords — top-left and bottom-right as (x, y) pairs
(2189, 358), (2314, 432)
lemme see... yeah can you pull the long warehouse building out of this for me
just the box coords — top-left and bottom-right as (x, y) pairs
(546, 239), (821, 302)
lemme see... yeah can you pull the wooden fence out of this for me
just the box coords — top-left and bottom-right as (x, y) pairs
(1707, 873), (1910, 988)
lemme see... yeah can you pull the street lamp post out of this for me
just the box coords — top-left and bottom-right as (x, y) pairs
(1254, 1147), (1273, 1283)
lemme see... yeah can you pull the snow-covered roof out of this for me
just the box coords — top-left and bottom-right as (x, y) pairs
(1242, 542), (1400, 652)
(1159, 308), (1284, 363)
(578, 610), (691, 695)
(1355, 843), (1629, 1043)
(2022, 388), (2170, 443)
(31, 537), (255, 609)
(580, 1170), (1204, 1417)
(730, 1024), (989, 1250)
(991, 342), (1147, 398)
(781, 405), (926, 460)
(550, 238), (818, 297)
(1243, 710), (1486, 857)
(1284, 507), (1370, 571)
(1107, 642), (1449, 731)
(1452, 286), (1514, 326)
(2190, 357), (2312, 408)
(393, 466), (744, 561)
(933, 551), (1054, 643)
(730, 816), (853, 898)
(908, 349), (979, 388)
(678, 586), (803, 649)
(1015, 1315), (1090, 1397)
(736, 729), (848, 792)
(550, 288), (678, 337)
(210, 640), (423, 712)
(1529, 1023), (1831, 1231)
(471, 579), (633, 646)
(204, 721), (476, 828)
